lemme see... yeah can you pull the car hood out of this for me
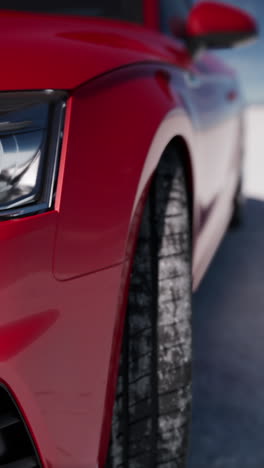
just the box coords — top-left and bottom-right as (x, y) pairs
(0, 10), (191, 91)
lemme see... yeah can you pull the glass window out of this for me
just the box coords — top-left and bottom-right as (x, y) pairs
(160, 0), (191, 36)
(0, 0), (143, 24)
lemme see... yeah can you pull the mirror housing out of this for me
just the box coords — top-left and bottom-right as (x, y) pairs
(184, 1), (258, 54)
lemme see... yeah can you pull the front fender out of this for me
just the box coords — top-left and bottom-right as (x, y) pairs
(54, 64), (198, 280)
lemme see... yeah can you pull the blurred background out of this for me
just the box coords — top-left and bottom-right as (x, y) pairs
(188, 2), (264, 467)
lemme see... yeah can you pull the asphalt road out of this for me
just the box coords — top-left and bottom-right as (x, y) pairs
(187, 108), (264, 468)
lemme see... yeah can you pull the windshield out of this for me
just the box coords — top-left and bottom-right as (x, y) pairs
(0, 1), (143, 24)
(160, 0), (191, 35)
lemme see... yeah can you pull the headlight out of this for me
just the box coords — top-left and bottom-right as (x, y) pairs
(0, 91), (66, 218)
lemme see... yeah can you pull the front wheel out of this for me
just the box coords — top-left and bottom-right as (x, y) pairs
(106, 148), (192, 468)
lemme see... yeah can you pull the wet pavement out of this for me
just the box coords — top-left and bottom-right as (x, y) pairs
(188, 108), (264, 467)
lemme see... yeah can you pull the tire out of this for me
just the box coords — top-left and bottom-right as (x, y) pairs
(106, 148), (192, 468)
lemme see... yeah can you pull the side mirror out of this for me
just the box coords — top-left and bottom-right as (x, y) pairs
(185, 1), (258, 54)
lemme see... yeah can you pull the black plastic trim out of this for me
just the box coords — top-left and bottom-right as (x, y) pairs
(0, 384), (42, 467)
(188, 29), (258, 56)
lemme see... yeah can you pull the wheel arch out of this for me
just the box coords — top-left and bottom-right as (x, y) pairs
(96, 101), (197, 468)
(127, 118), (195, 266)
(100, 131), (194, 467)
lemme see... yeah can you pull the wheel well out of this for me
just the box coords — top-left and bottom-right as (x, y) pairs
(126, 135), (194, 263)
(158, 136), (194, 231)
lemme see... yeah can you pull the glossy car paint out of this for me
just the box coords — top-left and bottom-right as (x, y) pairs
(187, 1), (257, 37)
(0, 2), (248, 468)
(0, 11), (190, 90)
(54, 60), (241, 285)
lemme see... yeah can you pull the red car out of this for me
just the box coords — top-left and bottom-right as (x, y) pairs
(0, 1), (256, 467)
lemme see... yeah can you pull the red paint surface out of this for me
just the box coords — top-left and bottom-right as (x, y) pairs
(0, 10), (190, 90)
(144, 0), (159, 30)
(187, 1), (257, 37)
(0, 2), (250, 467)
(0, 310), (59, 361)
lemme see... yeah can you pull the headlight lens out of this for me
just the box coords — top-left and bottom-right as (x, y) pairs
(0, 91), (66, 217)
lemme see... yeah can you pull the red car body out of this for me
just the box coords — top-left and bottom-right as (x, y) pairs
(0, 2), (248, 468)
